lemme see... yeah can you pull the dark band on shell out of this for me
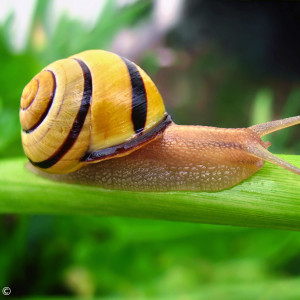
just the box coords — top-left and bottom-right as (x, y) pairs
(30, 59), (92, 169)
(121, 57), (148, 134)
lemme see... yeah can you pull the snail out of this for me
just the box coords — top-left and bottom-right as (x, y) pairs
(20, 50), (300, 192)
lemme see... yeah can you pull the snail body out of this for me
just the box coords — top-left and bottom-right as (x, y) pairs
(20, 50), (300, 192)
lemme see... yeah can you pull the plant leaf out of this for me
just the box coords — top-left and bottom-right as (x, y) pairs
(0, 155), (299, 231)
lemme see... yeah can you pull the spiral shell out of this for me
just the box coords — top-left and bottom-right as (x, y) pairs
(20, 50), (171, 174)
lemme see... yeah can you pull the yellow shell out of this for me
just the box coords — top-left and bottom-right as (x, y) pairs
(20, 50), (171, 174)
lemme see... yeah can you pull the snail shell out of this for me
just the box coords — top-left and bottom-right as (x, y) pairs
(20, 50), (171, 174)
(20, 50), (300, 191)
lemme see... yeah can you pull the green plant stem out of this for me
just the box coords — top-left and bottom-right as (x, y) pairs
(0, 156), (299, 231)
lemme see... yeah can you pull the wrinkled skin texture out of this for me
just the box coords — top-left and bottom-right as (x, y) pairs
(30, 124), (268, 192)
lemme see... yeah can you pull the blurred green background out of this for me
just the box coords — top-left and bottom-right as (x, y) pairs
(0, 0), (300, 298)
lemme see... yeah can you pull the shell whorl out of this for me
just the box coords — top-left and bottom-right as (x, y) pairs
(20, 57), (92, 173)
(20, 70), (56, 132)
(20, 50), (170, 174)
